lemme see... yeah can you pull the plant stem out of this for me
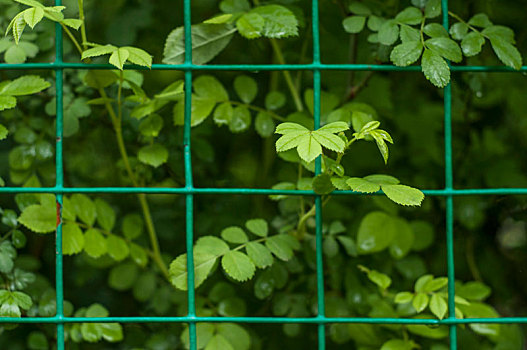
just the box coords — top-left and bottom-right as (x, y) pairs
(269, 39), (304, 112)
(77, 0), (88, 50)
(61, 24), (83, 55)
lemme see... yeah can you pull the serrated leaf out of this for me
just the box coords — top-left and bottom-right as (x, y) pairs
(423, 23), (449, 38)
(81, 45), (117, 60)
(138, 144), (168, 168)
(221, 251), (255, 282)
(482, 25), (515, 44)
(250, 5), (299, 38)
(426, 37), (462, 62)
(196, 236), (230, 256)
(296, 133), (322, 163)
(421, 48), (450, 88)
(424, 0), (441, 18)
(378, 20), (399, 46)
(221, 226), (248, 244)
(265, 235), (294, 261)
(109, 47), (129, 70)
(490, 39), (522, 70)
(63, 223), (85, 255)
(0, 96), (17, 111)
(62, 18), (82, 29)
(461, 32), (485, 57)
(468, 13), (492, 28)
(18, 204), (56, 234)
(395, 7), (422, 25)
(430, 294), (448, 319)
(381, 184), (424, 206)
(245, 219), (268, 237)
(237, 12), (264, 39)
(246, 242), (273, 268)
(163, 24), (236, 65)
(122, 46), (152, 68)
(71, 194), (96, 226)
(312, 174), (336, 195)
(23, 7), (44, 29)
(311, 130), (345, 152)
(0, 124), (8, 140)
(346, 177), (380, 193)
(0, 75), (50, 96)
(95, 198), (115, 232)
(390, 41), (423, 66)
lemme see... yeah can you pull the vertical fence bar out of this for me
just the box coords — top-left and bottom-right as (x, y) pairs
(54, 0), (65, 348)
(183, 0), (197, 349)
(441, 0), (457, 348)
(312, 0), (326, 349)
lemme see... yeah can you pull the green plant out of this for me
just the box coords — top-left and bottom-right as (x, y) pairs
(0, 0), (525, 349)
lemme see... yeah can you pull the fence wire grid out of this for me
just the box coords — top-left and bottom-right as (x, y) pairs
(0, 0), (527, 349)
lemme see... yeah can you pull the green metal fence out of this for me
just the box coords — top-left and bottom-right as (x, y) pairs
(0, 0), (527, 349)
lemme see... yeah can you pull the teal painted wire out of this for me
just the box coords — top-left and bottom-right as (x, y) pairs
(1, 62), (527, 72)
(0, 316), (525, 324)
(312, 1), (326, 349)
(54, 0), (65, 348)
(182, 1), (197, 350)
(442, 1), (458, 348)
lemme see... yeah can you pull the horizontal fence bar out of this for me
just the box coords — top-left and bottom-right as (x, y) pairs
(0, 316), (526, 324)
(0, 62), (526, 72)
(1, 187), (527, 196)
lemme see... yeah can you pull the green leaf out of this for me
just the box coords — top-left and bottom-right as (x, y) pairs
(205, 334), (234, 350)
(214, 102), (233, 126)
(27, 331), (49, 350)
(194, 75), (229, 102)
(196, 236), (230, 256)
(62, 18), (83, 29)
(108, 262), (138, 291)
(83, 229), (107, 258)
(174, 95), (216, 127)
(23, 7), (44, 29)
(122, 214), (144, 240)
(490, 39), (522, 70)
(348, 2), (371, 16)
(395, 7), (422, 25)
(229, 105), (252, 133)
(221, 226), (248, 244)
(297, 133), (322, 163)
(138, 144), (169, 168)
(421, 48), (450, 88)
(426, 37), (462, 62)
(468, 13), (493, 28)
(0, 96), (17, 111)
(460, 302), (500, 336)
(100, 323), (123, 342)
(139, 114), (164, 137)
(430, 294), (448, 319)
(388, 218), (414, 259)
(233, 75), (257, 104)
(71, 194), (96, 226)
(62, 223), (85, 255)
(423, 23), (449, 38)
(450, 22), (468, 40)
(0, 75), (50, 96)
(18, 204), (56, 234)
(122, 46), (152, 68)
(394, 292), (414, 304)
(380, 339), (414, 350)
(81, 45), (117, 60)
(109, 47), (130, 70)
(265, 91), (286, 110)
(220, 0), (250, 13)
(482, 25), (515, 44)
(250, 5), (299, 38)
(95, 198), (115, 231)
(245, 218), (268, 237)
(130, 242), (148, 267)
(237, 12), (264, 39)
(312, 130), (346, 152)
(169, 249), (218, 290)
(359, 265), (392, 290)
(381, 184), (424, 206)
(346, 177), (380, 193)
(221, 251), (255, 282)
(255, 112), (275, 138)
(424, 0), (441, 18)
(460, 32), (485, 57)
(312, 174), (336, 195)
(6, 14), (26, 45)
(422, 277), (448, 292)
(343, 16), (366, 34)
(0, 241), (16, 274)
(106, 235), (129, 261)
(163, 24), (236, 65)
(412, 292), (429, 312)
(378, 20), (399, 46)
(457, 281), (491, 301)
(265, 235), (294, 261)
(357, 211), (395, 254)
(246, 242), (273, 268)
(390, 41), (423, 66)
(217, 323), (251, 350)
(205, 14), (233, 25)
